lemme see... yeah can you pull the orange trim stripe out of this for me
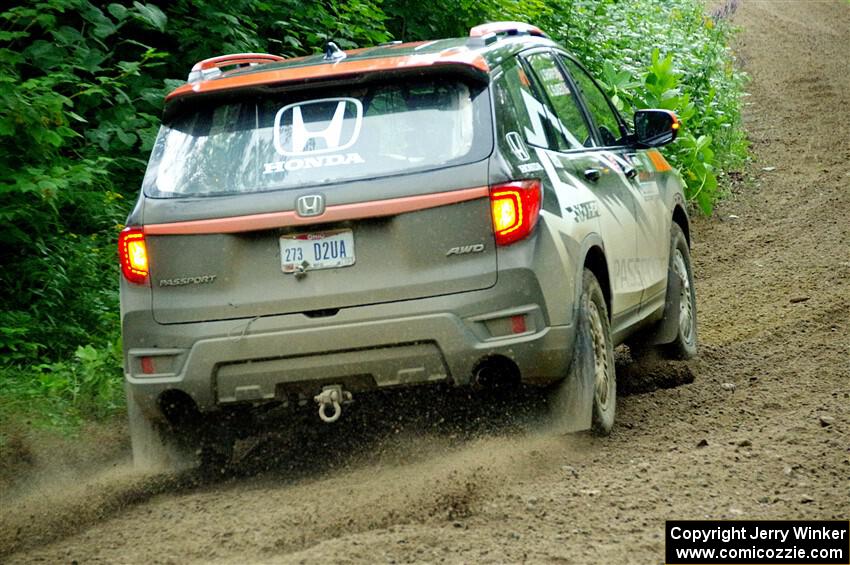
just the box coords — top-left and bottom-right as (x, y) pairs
(167, 52), (490, 102)
(647, 150), (673, 173)
(144, 186), (489, 235)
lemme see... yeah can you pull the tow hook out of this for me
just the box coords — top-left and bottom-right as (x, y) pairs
(313, 385), (353, 423)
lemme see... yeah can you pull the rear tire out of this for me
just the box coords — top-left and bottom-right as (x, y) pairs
(548, 269), (616, 436)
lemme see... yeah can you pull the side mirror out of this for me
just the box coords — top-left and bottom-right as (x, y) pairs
(634, 109), (679, 148)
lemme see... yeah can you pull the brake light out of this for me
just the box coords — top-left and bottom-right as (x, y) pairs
(119, 227), (149, 284)
(489, 179), (541, 246)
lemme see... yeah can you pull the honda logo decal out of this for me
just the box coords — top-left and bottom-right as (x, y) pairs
(274, 97), (363, 156)
(295, 194), (326, 217)
(505, 131), (530, 162)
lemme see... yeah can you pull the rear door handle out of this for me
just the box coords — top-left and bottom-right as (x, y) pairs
(583, 168), (601, 182)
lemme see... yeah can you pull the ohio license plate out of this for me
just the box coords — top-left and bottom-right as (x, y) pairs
(280, 229), (355, 273)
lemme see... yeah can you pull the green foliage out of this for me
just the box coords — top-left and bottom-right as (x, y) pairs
(163, 0), (389, 62)
(0, 1), (166, 366)
(535, 0), (747, 214)
(0, 340), (124, 431)
(0, 0), (744, 429)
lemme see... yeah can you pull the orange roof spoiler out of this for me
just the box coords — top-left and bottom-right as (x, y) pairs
(167, 50), (489, 103)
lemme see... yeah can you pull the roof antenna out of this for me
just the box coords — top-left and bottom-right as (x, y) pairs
(323, 41), (346, 62)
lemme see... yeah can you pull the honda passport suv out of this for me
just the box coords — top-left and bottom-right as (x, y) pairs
(120, 22), (697, 468)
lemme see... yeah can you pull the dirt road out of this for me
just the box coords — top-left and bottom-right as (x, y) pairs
(2, 1), (849, 563)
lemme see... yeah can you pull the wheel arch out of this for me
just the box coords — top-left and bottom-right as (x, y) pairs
(581, 242), (612, 321)
(672, 203), (691, 247)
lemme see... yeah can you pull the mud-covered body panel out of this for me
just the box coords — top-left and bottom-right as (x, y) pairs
(122, 267), (573, 419)
(147, 196), (497, 324)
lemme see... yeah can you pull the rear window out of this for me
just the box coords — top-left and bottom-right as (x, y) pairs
(143, 76), (492, 197)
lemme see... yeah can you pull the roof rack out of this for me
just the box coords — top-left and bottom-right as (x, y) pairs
(187, 53), (286, 83)
(469, 21), (548, 42)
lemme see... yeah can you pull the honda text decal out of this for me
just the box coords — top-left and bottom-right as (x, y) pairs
(264, 97), (365, 175)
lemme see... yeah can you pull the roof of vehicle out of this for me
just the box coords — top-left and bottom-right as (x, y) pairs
(165, 31), (558, 104)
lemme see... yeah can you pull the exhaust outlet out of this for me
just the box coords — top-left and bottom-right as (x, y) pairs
(159, 389), (201, 427)
(473, 356), (521, 389)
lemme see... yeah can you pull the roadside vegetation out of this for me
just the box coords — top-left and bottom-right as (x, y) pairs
(0, 0), (745, 442)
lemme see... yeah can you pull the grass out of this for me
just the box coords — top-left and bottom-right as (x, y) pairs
(0, 341), (125, 447)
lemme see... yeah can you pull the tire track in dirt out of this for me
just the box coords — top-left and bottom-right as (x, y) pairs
(4, 1), (850, 563)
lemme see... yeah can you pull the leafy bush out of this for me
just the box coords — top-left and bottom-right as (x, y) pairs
(0, 1), (169, 364)
(0, 0), (392, 426)
(548, 0), (747, 214)
(0, 340), (123, 432)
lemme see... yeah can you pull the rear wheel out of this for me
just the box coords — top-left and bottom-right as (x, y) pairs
(548, 269), (616, 435)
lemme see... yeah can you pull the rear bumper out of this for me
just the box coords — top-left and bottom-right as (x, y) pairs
(123, 269), (574, 419)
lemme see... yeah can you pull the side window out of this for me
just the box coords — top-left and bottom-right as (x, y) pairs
(492, 67), (561, 214)
(560, 56), (626, 147)
(492, 61), (560, 151)
(492, 70), (527, 152)
(525, 51), (592, 150)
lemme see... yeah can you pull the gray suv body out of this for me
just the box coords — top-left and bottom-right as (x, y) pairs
(120, 23), (697, 467)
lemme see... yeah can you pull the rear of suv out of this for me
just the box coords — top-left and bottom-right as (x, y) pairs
(121, 22), (698, 468)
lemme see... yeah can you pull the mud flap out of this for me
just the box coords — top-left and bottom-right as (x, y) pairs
(650, 266), (682, 345)
(126, 383), (183, 470)
(126, 383), (228, 471)
(549, 303), (595, 432)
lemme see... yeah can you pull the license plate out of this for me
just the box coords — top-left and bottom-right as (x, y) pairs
(280, 229), (355, 273)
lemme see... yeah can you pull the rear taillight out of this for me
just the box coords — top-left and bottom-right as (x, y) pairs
(489, 179), (542, 246)
(119, 227), (149, 284)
